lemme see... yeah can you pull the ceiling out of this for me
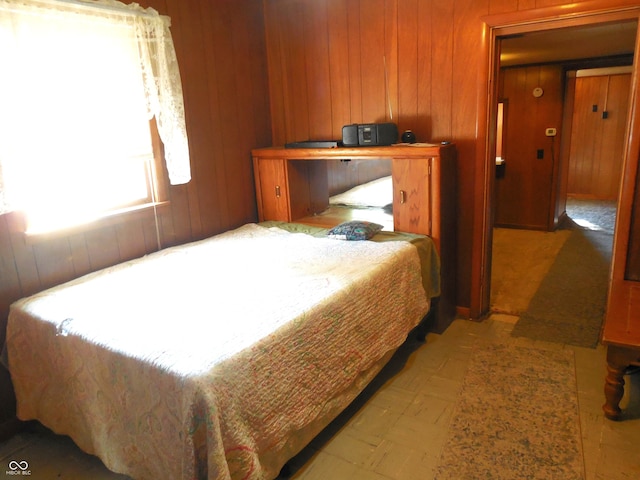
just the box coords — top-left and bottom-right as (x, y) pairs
(500, 21), (638, 67)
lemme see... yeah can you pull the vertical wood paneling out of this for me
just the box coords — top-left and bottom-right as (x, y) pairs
(68, 233), (91, 276)
(360, 0), (388, 123)
(384, 0), (399, 123)
(428, 0), (453, 141)
(305, 1), (333, 140)
(326, 159), (392, 196)
(264, 1), (287, 146)
(415, 0), (433, 142)
(450, 0), (488, 304)
(1, 0), (271, 429)
(283, 2), (311, 141)
(199, 0), (229, 234)
(6, 213), (40, 296)
(32, 239), (74, 288)
(116, 221), (148, 261)
(245, 4), (273, 151)
(163, 0), (206, 239)
(347, 1), (364, 124)
(327, 0), (352, 139)
(230, 1), (272, 225)
(0, 216), (20, 345)
(602, 74), (630, 197)
(489, 0), (516, 14)
(397, 0), (419, 134)
(568, 73), (630, 200)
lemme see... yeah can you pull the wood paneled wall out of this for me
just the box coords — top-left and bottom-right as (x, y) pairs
(1, 0), (627, 432)
(263, 0), (600, 309)
(0, 0), (271, 432)
(327, 159), (391, 196)
(568, 73), (631, 200)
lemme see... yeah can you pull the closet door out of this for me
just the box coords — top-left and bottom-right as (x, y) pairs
(568, 72), (631, 200)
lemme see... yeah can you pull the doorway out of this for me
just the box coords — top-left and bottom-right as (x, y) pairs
(473, 3), (640, 318)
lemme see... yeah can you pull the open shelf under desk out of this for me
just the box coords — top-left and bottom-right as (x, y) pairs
(294, 205), (394, 232)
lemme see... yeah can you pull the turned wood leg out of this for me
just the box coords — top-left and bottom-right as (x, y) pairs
(603, 344), (640, 421)
(603, 362), (626, 421)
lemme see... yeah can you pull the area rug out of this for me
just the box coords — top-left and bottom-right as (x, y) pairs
(434, 341), (584, 480)
(510, 227), (612, 348)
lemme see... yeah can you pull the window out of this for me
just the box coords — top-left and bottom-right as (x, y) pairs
(0, 0), (190, 234)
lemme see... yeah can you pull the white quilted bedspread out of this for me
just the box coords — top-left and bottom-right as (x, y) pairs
(6, 223), (430, 480)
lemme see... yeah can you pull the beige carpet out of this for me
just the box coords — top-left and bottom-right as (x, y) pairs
(434, 341), (584, 480)
(491, 228), (571, 315)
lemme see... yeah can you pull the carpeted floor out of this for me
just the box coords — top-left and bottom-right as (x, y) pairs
(433, 340), (584, 480)
(510, 226), (612, 348)
(492, 198), (615, 348)
(491, 228), (571, 315)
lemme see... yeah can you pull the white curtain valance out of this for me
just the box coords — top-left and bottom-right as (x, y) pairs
(0, 0), (191, 194)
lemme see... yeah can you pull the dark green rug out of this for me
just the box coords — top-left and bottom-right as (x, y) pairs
(511, 226), (612, 348)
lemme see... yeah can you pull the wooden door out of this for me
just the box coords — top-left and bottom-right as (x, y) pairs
(568, 72), (631, 200)
(495, 65), (564, 230)
(254, 158), (290, 222)
(392, 158), (432, 236)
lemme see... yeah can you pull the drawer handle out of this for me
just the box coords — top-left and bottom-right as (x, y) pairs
(400, 190), (406, 204)
(275, 185), (281, 198)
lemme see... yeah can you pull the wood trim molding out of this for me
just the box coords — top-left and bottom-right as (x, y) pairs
(483, 0), (640, 30)
(472, 0), (640, 319)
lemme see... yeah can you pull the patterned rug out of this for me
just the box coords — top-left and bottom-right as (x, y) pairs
(434, 341), (584, 480)
(510, 227), (612, 348)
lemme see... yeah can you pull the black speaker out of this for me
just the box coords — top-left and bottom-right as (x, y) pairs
(342, 124), (359, 147)
(341, 123), (398, 147)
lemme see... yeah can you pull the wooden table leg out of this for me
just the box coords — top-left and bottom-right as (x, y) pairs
(603, 345), (640, 421)
(604, 363), (626, 420)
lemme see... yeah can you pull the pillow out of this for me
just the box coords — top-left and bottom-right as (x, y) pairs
(326, 221), (383, 241)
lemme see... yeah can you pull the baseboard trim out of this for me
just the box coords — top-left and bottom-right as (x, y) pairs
(456, 306), (471, 319)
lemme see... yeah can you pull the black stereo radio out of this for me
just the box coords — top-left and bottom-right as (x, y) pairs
(342, 123), (398, 147)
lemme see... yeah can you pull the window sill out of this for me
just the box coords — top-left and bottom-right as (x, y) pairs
(24, 201), (170, 244)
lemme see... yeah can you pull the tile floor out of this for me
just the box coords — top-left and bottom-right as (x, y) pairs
(2, 315), (639, 479)
(283, 315), (640, 480)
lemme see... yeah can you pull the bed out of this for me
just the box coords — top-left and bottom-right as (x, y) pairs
(3, 221), (439, 480)
(303, 175), (394, 231)
(329, 175), (392, 210)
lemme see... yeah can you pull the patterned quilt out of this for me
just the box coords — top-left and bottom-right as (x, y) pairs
(6, 223), (434, 479)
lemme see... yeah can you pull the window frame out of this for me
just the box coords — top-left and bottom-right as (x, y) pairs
(21, 117), (170, 243)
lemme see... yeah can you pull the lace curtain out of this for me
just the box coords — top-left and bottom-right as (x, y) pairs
(0, 0), (190, 215)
